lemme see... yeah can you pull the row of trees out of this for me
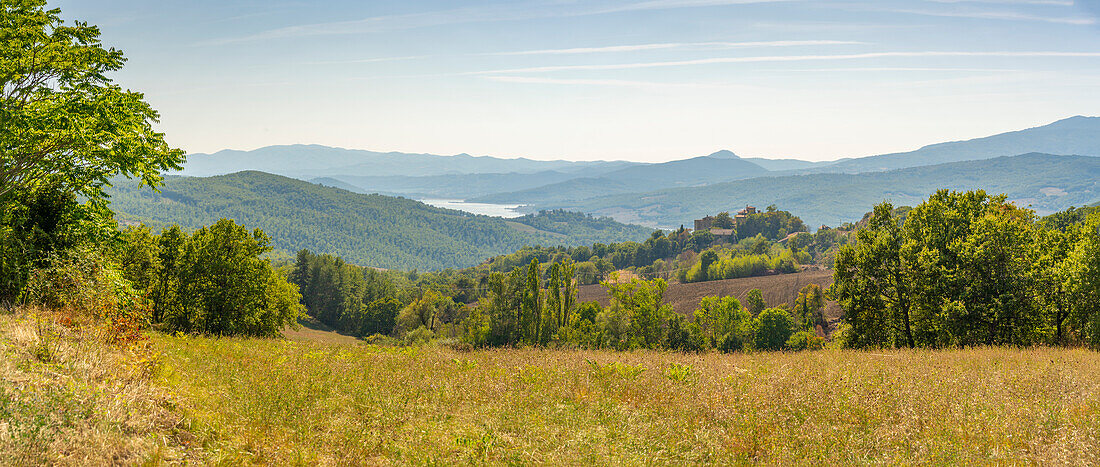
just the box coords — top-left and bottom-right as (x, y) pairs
(288, 250), (405, 336)
(116, 220), (302, 336)
(833, 190), (1100, 348)
(459, 257), (827, 352)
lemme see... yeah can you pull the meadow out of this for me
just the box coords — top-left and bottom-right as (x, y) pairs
(6, 308), (1098, 465)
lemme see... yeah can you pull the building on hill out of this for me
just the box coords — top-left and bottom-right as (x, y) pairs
(734, 205), (758, 221)
(710, 228), (735, 237)
(694, 216), (715, 231)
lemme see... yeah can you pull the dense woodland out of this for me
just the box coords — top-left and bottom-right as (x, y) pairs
(104, 172), (654, 270)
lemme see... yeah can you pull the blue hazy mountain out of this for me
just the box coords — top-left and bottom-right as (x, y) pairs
(808, 116), (1100, 173)
(537, 153), (1100, 229)
(178, 144), (639, 178)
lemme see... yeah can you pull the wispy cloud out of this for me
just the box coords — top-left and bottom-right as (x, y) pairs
(201, 0), (802, 45)
(779, 66), (1021, 72)
(485, 75), (761, 90)
(922, 0), (1074, 5)
(488, 40), (862, 56)
(303, 56), (428, 65)
(470, 51), (1100, 74)
(891, 7), (1095, 24)
(592, 0), (797, 14)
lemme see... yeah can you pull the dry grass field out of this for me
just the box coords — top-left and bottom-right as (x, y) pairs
(3, 309), (1100, 465)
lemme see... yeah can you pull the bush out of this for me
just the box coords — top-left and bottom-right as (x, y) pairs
(786, 330), (826, 351)
(404, 325), (435, 346)
(754, 308), (797, 351)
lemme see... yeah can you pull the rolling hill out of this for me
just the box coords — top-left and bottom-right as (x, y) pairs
(472, 150), (770, 205)
(539, 153), (1100, 228)
(810, 116), (1100, 174)
(105, 171), (653, 270)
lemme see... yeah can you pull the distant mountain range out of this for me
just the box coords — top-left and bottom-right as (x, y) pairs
(106, 172), (653, 270)
(806, 116), (1100, 174)
(179, 145), (638, 178)
(547, 153), (1100, 228)
(154, 116), (1100, 265)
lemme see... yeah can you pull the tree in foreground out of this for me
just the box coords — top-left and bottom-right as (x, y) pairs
(1, 0), (184, 302)
(832, 189), (1091, 348)
(119, 220), (302, 337)
(0, 0), (184, 202)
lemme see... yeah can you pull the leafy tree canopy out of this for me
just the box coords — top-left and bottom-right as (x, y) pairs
(0, 0), (184, 204)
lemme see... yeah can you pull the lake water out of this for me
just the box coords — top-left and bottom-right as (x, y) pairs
(420, 199), (526, 218)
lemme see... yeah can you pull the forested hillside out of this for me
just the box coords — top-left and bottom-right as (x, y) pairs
(533, 153), (1100, 228)
(105, 172), (652, 270)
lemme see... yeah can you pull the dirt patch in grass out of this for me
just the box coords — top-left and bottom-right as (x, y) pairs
(282, 315), (361, 345)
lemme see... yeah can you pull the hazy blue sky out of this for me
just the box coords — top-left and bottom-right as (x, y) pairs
(55, 0), (1100, 162)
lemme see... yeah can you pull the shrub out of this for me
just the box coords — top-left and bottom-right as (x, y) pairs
(755, 308), (797, 351)
(786, 330), (826, 351)
(404, 325), (435, 346)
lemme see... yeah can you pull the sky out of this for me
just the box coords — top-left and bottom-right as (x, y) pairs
(54, 0), (1100, 162)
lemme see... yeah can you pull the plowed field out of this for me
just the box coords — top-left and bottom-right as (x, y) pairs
(578, 269), (841, 322)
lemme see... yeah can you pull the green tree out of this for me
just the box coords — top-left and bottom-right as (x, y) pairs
(361, 298), (403, 336)
(693, 295), (752, 351)
(754, 308), (796, 351)
(522, 259), (543, 344)
(603, 276), (673, 349)
(903, 191), (1040, 346)
(1066, 212), (1100, 348)
(698, 250), (719, 281)
(794, 283), (826, 330)
(544, 260), (577, 341)
(713, 212), (735, 229)
(745, 288), (767, 316)
(831, 202), (915, 348)
(0, 0), (184, 203)
(167, 219), (301, 336)
(397, 289), (458, 335)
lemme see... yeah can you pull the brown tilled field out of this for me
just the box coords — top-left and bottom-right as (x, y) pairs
(579, 269), (841, 323)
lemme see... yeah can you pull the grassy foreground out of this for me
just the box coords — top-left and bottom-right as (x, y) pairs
(3, 311), (1100, 464)
(159, 337), (1100, 464)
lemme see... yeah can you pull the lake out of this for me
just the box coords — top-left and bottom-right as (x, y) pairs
(420, 199), (526, 218)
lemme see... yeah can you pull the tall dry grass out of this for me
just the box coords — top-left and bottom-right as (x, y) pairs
(156, 335), (1100, 465)
(0, 308), (191, 465)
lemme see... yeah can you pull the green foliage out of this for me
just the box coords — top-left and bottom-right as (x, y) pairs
(693, 296), (752, 352)
(1065, 212), (1100, 348)
(289, 250), (402, 336)
(105, 172), (651, 271)
(586, 360), (645, 380)
(0, 0), (183, 203)
(786, 331), (825, 351)
(834, 190), (1100, 349)
(713, 212), (735, 229)
(794, 284), (826, 330)
(745, 289), (767, 316)
(116, 220), (301, 336)
(754, 308), (797, 351)
(680, 249), (798, 284)
(403, 325), (435, 346)
(397, 290), (460, 335)
(664, 363), (695, 383)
